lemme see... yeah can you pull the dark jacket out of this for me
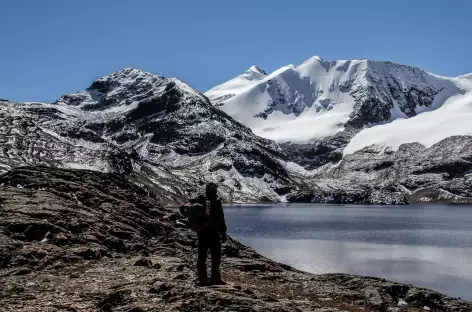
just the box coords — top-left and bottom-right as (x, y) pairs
(180, 195), (227, 233)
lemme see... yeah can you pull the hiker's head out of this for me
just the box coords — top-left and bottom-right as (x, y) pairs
(205, 182), (218, 200)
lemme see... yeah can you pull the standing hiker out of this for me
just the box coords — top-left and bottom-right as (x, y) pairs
(179, 182), (227, 286)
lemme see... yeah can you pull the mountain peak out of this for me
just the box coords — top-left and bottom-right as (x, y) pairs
(238, 65), (267, 82)
(303, 55), (324, 64)
(55, 68), (209, 113)
(87, 68), (155, 91)
(248, 65), (267, 75)
(56, 68), (164, 109)
(117, 67), (147, 75)
(205, 56), (465, 149)
(310, 55), (323, 61)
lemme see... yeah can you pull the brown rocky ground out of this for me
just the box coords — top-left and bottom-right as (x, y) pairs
(1, 166), (471, 312)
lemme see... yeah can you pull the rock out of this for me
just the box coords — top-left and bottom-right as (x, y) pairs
(61, 254), (83, 264)
(173, 273), (191, 280)
(398, 299), (408, 306)
(3, 283), (25, 295)
(97, 288), (132, 311)
(127, 307), (147, 312)
(149, 281), (173, 294)
(259, 294), (277, 302)
(52, 233), (69, 246)
(363, 286), (384, 309)
(71, 245), (105, 260)
(162, 213), (179, 222)
(11, 267), (32, 276)
(134, 258), (152, 267)
(405, 288), (426, 303)
(48, 261), (65, 270)
(235, 262), (281, 273)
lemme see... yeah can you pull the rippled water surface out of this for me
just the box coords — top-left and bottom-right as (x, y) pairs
(224, 203), (472, 300)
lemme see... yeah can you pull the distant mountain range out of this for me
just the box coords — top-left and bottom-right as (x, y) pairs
(206, 57), (472, 167)
(1, 57), (472, 204)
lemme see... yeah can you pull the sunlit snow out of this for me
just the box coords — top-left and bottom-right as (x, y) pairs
(206, 56), (472, 154)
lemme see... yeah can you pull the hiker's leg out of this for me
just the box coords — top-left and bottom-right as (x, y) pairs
(197, 230), (209, 281)
(209, 230), (222, 280)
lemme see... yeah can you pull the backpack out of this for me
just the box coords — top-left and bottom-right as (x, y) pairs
(185, 200), (210, 232)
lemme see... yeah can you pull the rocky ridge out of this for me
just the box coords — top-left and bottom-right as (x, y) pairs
(288, 135), (472, 204)
(0, 68), (298, 203)
(1, 166), (471, 312)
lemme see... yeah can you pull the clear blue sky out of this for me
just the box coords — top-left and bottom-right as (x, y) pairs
(1, 0), (471, 102)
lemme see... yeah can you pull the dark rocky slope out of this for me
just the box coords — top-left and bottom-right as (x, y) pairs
(1, 166), (471, 311)
(288, 136), (472, 204)
(0, 68), (296, 203)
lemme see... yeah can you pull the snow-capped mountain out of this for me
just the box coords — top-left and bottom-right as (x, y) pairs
(0, 69), (298, 202)
(1, 64), (472, 205)
(206, 57), (472, 167)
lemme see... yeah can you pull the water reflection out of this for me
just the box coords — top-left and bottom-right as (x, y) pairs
(225, 204), (472, 300)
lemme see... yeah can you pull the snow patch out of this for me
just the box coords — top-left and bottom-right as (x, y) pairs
(344, 88), (472, 155)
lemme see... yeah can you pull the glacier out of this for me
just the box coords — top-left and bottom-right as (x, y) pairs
(206, 56), (471, 155)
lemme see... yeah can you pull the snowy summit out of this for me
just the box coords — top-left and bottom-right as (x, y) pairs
(205, 56), (472, 155)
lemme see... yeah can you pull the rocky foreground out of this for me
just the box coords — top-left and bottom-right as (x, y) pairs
(1, 167), (471, 312)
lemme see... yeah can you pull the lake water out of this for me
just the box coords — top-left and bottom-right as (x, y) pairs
(224, 203), (472, 301)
